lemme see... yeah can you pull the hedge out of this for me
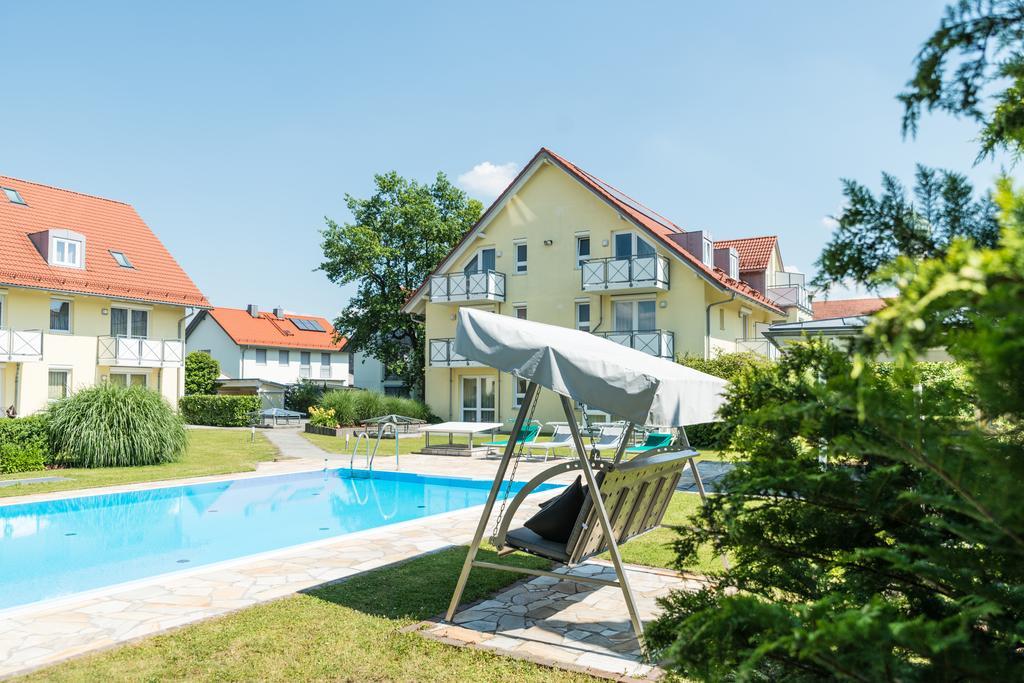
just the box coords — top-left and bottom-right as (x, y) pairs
(0, 414), (50, 453)
(0, 442), (47, 474)
(179, 395), (261, 427)
(677, 352), (774, 448)
(317, 389), (433, 426)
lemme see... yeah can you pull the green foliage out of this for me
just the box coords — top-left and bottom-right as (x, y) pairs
(0, 414), (50, 453)
(179, 395), (261, 427)
(317, 389), (432, 426)
(284, 379), (328, 414)
(0, 442), (47, 474)
(308, 406), (337, 428)
(676, 352), (773, 447)
(900, 0), (1024, 160)
(813, 165), (999, 291)
(184, 351), (220, 395)
(651, 229), (1024, 680)
(319, 172), (482, 396)
(48, 385), (187, 468)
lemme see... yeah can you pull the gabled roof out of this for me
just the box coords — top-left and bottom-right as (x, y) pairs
(713, 236), (778, 272)
(191, 307), (347, 351)
(812, 297), (888, 320)
(403, 148), (783, 315)
(0, 175), (208, 307)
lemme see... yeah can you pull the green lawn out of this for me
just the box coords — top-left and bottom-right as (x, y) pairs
(23, 546), (599, 683)
(609, 492), (723, 574)
(0, 429), (279, 498)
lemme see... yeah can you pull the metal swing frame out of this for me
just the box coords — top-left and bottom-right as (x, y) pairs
(445, 381), (708, 652)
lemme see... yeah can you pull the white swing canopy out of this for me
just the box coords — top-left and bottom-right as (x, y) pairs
(454, 308), (729, 426)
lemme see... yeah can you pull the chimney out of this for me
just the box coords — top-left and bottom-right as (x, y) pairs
(714, 247), (739, 280)
(667, 229), (714, 267)
(273, 307), (286, 319)
(246, 304), (260, 318)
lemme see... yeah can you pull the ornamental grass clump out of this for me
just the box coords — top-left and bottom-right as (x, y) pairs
(48, 384), (187, 468)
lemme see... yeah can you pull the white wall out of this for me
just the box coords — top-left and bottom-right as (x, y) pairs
(240, 347), (350, 385)
(352, 351), (385, 392)
(185, 315), (242, 378)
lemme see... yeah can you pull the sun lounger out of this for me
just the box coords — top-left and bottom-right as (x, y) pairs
(625, 432), (674, 454)
(523, 424), (577, 461)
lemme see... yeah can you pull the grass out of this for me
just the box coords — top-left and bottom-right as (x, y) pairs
(0, 429), (279, 498)
(608, 492), (723, 574)
(23, 546), (600, 682)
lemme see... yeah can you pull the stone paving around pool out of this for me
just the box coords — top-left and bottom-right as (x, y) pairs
(0, 436), (706, 679)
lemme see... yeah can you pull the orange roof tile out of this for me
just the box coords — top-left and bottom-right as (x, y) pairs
(204, 307), (347, 351)
(713, 236), (778, 272)
(812, 297), (888, 320)
(0, 175), (208, 307)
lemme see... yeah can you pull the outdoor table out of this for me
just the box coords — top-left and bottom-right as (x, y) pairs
(420, 421), (503, 452)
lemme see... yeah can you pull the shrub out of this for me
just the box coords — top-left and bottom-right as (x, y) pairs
(179, 394), (261, 427)
(308, 406), (338, 428)
(0, 441), (46, 474)
(0, 414), (51, 454)
(48, 385), (187, 468)
(676, 351), (773, 448)
(284, 379), (328, 414)
(317, 389), (432, 425)
(184, 351), (220, 395)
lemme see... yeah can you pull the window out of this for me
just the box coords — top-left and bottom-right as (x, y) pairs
(109, 250), (133, 268)
(512, 377), (529, 408)
(0, 293), (5, 328)
(53, 237), (83, 268)
(576, 301), (591, 332)
(514, 241), (527, 273)
(49, 299), (71, 333)
(464, 248), (496, 275)
(300, 351), (311, 366)
(728, 252), (739, 279)
(613, 299), (656, 331)
(279, 350), (290, 365)
(575, 236), (590, 268)
(255, 349), (267, 365)
(2, 187), (25, 205)
(321, 352), (330, 366)
(702, 237), (713, 266)
(719, 308), (725, 331)
(741, 313), (750, 339)
(47, 370), (70, 401)
(110, 372), (147, 388)
(513, 305), (527, 320)
(111, 307), (148, 338)
(131, 310), (148, 338)
(613, 232), (655, 260)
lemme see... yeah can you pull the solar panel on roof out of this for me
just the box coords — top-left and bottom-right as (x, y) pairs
(291, 318), (325, 332)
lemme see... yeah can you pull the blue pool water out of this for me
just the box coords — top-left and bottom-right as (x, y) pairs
(0, 469), (557, 611)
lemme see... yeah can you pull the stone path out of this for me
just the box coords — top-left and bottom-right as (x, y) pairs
(261, 427), (342, 461)
(676, 460), (734, 494)
(418, 562), (706, 680)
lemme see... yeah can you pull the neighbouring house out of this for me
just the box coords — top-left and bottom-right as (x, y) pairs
(811, 297), (888, 320)
(0, 175), (208, 416)
(185, 305), (351, 408)
(351, 350), (410, 397)
(401, 147), (813, 426)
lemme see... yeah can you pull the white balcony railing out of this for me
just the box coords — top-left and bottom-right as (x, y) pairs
(0, 329), (43, 362)
(735, 337), (779, 359)
(319, 365), (332, 379)
(596, 329), (675, 359)
(299, 366), (311, 379)
(428, 338), (482, 367)
(97, 337), (185, 368)
(429, 270), (506, 304)
(767, 271), (810, 311)
(581, 255), (670, 293)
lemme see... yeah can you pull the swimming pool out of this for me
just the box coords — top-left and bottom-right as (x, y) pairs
(0, 469), (557, 611)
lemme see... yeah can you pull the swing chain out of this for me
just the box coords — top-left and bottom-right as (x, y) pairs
(489, 385), (540, 545)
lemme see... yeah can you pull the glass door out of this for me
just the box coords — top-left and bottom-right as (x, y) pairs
(464, 248), (496, 274)
(613, 300), (656, 331)
(461, 376), (496, 422)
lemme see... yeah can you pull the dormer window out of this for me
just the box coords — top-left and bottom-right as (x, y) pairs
(729, 252), (739, 279)
(2, 187), (25, 205)
(702, 237), (713, 266)
(53, 237), (83, 267)
(110, 250), (133, 268)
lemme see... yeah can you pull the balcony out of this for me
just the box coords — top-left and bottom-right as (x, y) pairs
(767, 271), (811, 311)
(596, 329), (675, 359)
(581, 255), (669, 294)
(429, 270), (506, 304)
(0, 329), (43, 362)
(428, 338), (482, 368)
(97, 337), (185, 368)
(735, 337), (779, 359)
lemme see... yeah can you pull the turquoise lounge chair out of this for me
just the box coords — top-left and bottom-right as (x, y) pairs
(483, 423), (540, 454)
(625, 432), (674, 454)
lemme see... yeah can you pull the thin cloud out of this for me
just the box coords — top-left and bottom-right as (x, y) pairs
(457, 161), (518, 200)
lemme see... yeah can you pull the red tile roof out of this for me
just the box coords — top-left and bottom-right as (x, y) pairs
(0, 175), (208, 307)
(812, 297), (888, 320)
(713, 236), (778, 272)
(205, 307), (346, 351)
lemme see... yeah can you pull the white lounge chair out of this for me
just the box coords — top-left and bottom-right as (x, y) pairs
(587, 425), (625, 453)
(526, 424), (577, 462)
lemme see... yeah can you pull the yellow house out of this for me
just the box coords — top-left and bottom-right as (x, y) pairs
(403, 148), (812, 427)
(0, 176), (209, 416)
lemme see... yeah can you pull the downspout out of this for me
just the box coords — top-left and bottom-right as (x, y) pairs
(590, 294), (605, 333)
(705, 292), (735, 359)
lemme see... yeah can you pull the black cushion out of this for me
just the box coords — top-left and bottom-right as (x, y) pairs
(524, 476), (585, 543)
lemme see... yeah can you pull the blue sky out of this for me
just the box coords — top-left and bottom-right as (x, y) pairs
(1, 1), (1011, 314)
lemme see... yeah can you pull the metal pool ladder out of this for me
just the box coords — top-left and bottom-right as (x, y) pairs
(349, 420), (401, 474)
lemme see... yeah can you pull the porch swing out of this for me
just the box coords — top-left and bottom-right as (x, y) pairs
(445, 308), (728, 651)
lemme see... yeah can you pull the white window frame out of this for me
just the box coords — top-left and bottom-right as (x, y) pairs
(279, 350), (290, 365)
(575, 300), (591, 332)
(2, 187), (26, 205)
(52, 237), (83, 268)
(575, 235), (591, 269)
(464, 247), (496, 274)
(47, 368), (71, 402)
(511, 376), (528, 409)
(49, 298), (72, 334)
(460, 375), (496, 423)
(740, 312), (750, 339)
(110, 306), (149, 339)
(719, 308), (726, 331)
(0, 292), (5, 328)
(513, 240), (527, 274)
(255, 349), (267, 365)
(612, 230), (656, 260)
(613, 298), (657, 332)
(109, 372), (149, 389)
(513, 304), (527, 320)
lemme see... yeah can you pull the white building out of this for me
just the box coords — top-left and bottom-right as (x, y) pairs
(351, 350), (409, 396)
(186, 306), (351, 406)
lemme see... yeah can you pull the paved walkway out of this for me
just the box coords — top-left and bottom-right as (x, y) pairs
(261, 426), (344, 461)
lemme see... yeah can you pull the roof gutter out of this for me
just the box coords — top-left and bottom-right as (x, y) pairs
(705, 292), (735, 359)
